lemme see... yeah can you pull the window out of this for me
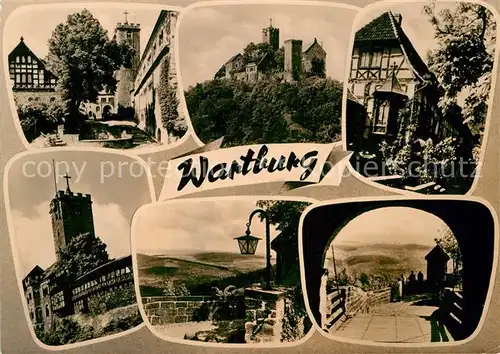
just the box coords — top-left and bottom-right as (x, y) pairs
(16, 74), (21, 83)
(21, 74), (26, 83)
(45, 305), (50, 317)
(21, 56), (25, 63)
(27, 74), (32, 83)
(371, 51), (382, 68)
(50, 97), (56, 102)
(16, 56), (20, 63)
(28, 97), (33, 102)
(27, 56), (32, 63)
(359, 52), (371, 68)
(375, 100), (390, 131)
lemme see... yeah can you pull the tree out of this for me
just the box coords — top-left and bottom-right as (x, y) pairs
(256, 201), (310, 284)
(158, 56), (187, 140)
(185, 76), (343, 147)
(53, 232), (109, 283)
(434, 228), (461, 274)
(17, 98), (65, 142)
(46, 9), (134, 131)
(424, 2), (496, 136)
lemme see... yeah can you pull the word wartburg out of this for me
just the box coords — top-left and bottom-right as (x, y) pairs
(177, 145), (319, 191)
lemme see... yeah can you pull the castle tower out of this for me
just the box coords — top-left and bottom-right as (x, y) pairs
(284, 39), (303, 81)
(262, 19), (280, 50)
(114, 10), (141, 108)
(49, 173), (96, 260)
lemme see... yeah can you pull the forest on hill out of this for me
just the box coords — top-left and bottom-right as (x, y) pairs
(184, 76), (344, 147)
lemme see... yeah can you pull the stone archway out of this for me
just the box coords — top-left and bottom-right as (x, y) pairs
(302, 199), (495, 342)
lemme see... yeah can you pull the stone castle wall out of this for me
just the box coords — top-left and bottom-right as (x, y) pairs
(142, 296), (212, 325)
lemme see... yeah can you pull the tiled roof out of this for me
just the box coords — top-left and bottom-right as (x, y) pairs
(355, 12), (397, 42)
(225, 53), (242, 65)
(354, 11), (432, 80)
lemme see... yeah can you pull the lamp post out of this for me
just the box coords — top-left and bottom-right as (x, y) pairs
(234, 209), (272, 290)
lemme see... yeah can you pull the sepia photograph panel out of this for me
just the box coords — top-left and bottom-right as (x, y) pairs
(345, 1), (498, 195)
(5, 151), (153, 347)
(301, 199), (496, 344)
(4, 4), (187, 150)
(178, 3), (358, 148)
(132, 198), (313, 345)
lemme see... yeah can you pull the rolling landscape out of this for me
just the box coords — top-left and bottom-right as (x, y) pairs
(325, 243), (437, 278)
(136, 251), (274, 296)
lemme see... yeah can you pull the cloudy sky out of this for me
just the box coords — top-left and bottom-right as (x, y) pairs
(133, 199), (294, 257)
(7, 151), (152, 276)
(178, 4), (359, 88)
(4, 4), (168, 64)
(331, 207), (449, 248)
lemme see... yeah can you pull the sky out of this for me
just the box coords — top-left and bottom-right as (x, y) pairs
(331, 207), (449, 248)
(7, 151), (152, 276)
(3, 4), (168, 63)
(134, 199), (288, 257)
(178, 4), (358, 88)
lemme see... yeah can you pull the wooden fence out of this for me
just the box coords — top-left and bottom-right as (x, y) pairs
(440, 289), (466, 340)
(323, 288), (346, 329)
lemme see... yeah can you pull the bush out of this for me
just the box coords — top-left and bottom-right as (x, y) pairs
(88, 286), (136, 316)
(38, 318), (94, 345)
(162, 280), (190, 296)
(17, 99), (64, 142)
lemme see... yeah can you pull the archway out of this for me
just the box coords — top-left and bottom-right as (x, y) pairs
(302, 199), (495, 343)
(102, 105), (113, 118)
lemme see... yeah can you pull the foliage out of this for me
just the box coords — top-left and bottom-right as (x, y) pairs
(162, 279), (190, 296)
(158, 56), (187, 139)
(281, 284), (311, 342)
(255, 201), (310, 285)
(434, 228), (462, 274)
(306, 58), (326, 78)
(87, 286), (136, 316)
(37, 311), (142, 345)
(46, 9), (134, 130)
(38, 318), (94, 345)
(209, 285), (244, 322)
(115, 105), (137, 123)
(53, 232), (109, 283)
(414, 137), (458, 184)
(17, 98), (65, 142)
(185, 77), (343, 146)
(424, 2), (496, 136)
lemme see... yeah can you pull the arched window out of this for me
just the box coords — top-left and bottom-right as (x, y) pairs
(45, 305), (50, 317)
(50, 97), (56, 102)
(376, 100), (390, 127)
(21, 56), (25, 63)
(21, 74), (26, 83)
(28, 97), (33, 102)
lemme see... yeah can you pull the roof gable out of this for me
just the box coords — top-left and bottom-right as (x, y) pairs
(225, 53), (243, 65)
(425, 245), (450, 261)
(355, 12), (397, 42)
(354, 11), (432, 80)
(303, 39), (325, 55)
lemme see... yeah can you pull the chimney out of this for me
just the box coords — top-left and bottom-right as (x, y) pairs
(393, 13), (402, 25)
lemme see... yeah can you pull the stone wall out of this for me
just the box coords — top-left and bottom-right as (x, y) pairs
(142, 296), (212, 325)
(244, 287), (285, 344)
(14, 91), (60, 106)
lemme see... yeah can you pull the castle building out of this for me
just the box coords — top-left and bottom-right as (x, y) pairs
(346, 11), (473, 152)
(9, 10), (183, 144)
(114, 11), (141, 109)
(262, 20), (280, 50)
(132, 10), (180, 143)
(22, 176), (133, 333)
(216, 22), (326, 83)
(8, 37), (58, 106)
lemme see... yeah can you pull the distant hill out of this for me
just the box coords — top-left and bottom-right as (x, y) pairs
(326, 243), (434, 278)
(136, 252), (269, 293)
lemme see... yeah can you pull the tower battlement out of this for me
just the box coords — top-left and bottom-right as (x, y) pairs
(115, 22), (141, 30)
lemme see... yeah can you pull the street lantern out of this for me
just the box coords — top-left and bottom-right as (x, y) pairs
(234, 227), (261, 255)
(234, 209), (272, 290)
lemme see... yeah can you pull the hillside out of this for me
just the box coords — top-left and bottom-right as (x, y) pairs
(325, 243), (434, 278)
(136, 252), (270, 295)
(184, 75), (343, 147)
